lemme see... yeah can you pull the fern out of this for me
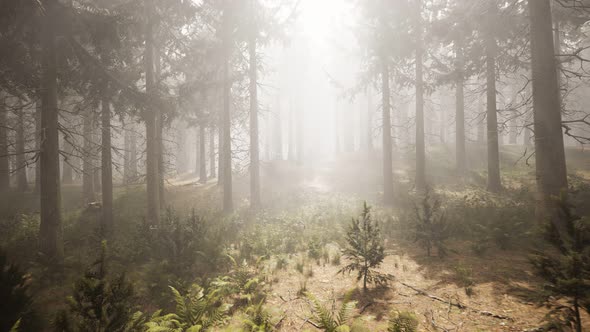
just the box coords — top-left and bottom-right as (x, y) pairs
(306, 291), (356, 332)
(387, 311), (418, 332)
(242, 301), (274, 332)
(145, 285), (229, 332)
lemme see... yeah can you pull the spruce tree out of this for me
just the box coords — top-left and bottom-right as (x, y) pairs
(530, 195), (590, 332)
(339, 202), (389, 291)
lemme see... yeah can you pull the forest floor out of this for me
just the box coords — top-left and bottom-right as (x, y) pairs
(3, 144), (590, 331)
(192, 145), (589, 331)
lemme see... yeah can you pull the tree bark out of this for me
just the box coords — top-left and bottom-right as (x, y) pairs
(528, 0), (568, 229)
(39, 0), (63, 261)
(415, 16), (426, 192)
(485, 2), (502, 192)
(248, 13), (261, 209)
(209, 126), (216, 178)
(455, 41), (467, 173)
(145, 0), (160, 224)
(16, 107), (28, 192)
(82, 110), (95, 202)
(34, 99), (41, 193)
(222, 5), (233, 213)
(199, 123), (207, 183)
(381, 55), (394, 205)
(367, 90), (373, 154)
(62, 135), (74, 185)
(101, 97), (113, 234)
(0, 99), (9, 192)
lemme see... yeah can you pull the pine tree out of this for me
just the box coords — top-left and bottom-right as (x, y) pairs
(339, 202), (389, 291)
(530, 195), (590, 332)
(55, 241), (141, 332)
(0, 251), (40, 332)
(414, 189), (449, 258)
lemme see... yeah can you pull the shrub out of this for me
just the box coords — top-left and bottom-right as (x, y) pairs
(55, 241), (143, 332)
(530, 195), (590, 332)
(414, 189), (449, 257)
(0, 250), (40, 332)
(339, 202), (390, 290)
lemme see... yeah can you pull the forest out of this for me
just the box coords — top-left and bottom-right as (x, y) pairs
(1, 0), (590, 331)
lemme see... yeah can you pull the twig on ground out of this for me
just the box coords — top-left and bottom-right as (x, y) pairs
(399, 281), (513, 321)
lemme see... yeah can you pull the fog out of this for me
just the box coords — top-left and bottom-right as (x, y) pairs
(1, 0), (590, 331)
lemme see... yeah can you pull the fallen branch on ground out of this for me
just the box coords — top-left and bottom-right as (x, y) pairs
(398, 281), (513, 321)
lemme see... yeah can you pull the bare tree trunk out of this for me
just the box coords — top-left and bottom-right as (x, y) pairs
(248, 12), (261, 209)
(289, 100), (296, 160)
(367, 90), (373, 154)
(334, 99), (340, 155)
(222, 5), (233, 213)
(155, 47), (165, 208)
(0, 100), (9, 192)
(509, 111), (518, 145)
(209, 126), (216, 178)
(101, 97), (113, 234)
(124, 122), (132, 183)
(82, 110), (95, 202)
(92, 112), (101, 193)
(39, 0), (63, 261)
(455, 41), (467, 173)
(528, 0), (568, 231)
(273, 103), (283, 160)
(35, 100), (41, 193)
(145, 0), (160, 224)
(16, 107), (28, 192)
(415, 1), (426, 192)
(62, 135), (74, 185)
(381, 55), (394, 205)
(296, 100), (303, 165)
(485, 2), (502, 192)
(199, 123), (207, 184)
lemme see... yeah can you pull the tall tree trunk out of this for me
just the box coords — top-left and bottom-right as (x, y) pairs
(367, 90), (373, 154)
(16, 107), (28, 192)
(82, 110), (95, 202)
(289, 101), (296, 160)
(528, 0), (568, 231)
(248, 16), (261, 209)
(334, 99), (340, 155)
(485, 3), (502, 192)
(92, 112), (101, 193)
(199, 123), (207, 183)
(124, 123), (132, 183)
(155, 46), (165, 208)
(101, 97), (113, 234)
(217, 100), (224, 186)
(35, 99), (41, 193)
(209, 126), (216, 178)
(145, 0), (160, 224)
(415, 2), (426, 192)
(273, 104), (283, 160)
(195, 128), (200, 173)
(296, 100), (303, 165)
(0, 99), (9, 192)
(509, 110), (518, 144)
(222, 6), (233, 213)
(39, 0), (63, 260)
(381, 55), (394, 204)
(455, 41), (467, 172)
(62, 136), (74, 185)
